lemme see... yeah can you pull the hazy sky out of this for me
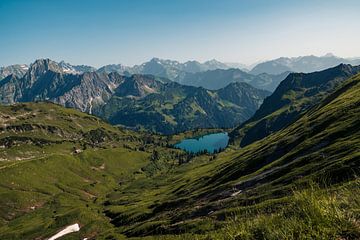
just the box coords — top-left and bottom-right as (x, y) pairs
(1, 0), (360, 67)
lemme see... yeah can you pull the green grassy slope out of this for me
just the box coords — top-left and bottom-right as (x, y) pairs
(0, 102), (186, 239)
(229, 64), (360, 147)
(102, 73), (360, 238)
(1, 71), (360, 239)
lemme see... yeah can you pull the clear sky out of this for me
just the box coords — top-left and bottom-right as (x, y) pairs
(0, 0), (360, 67)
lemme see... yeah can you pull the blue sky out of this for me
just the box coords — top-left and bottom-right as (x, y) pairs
(0, 0), (360, 67)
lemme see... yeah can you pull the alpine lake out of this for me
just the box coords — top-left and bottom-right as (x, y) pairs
(174, 132), (229, 154)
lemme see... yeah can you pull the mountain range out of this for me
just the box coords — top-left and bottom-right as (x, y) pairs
(96, 79), (269, 134)
(177, 68), (290, 91)
(0, 62), (359, 239)
(97, 58), (231, 79)
(0, 59), (269, 134)
(250, 53), (360, 75)
(0, 64), (28, 79)
(2, 54), (358, 93)
(230, 63), (360, 146)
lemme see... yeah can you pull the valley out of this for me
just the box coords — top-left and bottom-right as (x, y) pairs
(0, 61), (359, 239)
(2, 1), (360, 239)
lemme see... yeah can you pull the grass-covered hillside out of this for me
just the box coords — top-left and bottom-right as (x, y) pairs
(230, 64), (360, 147)
(97, 80), (269, 134)
(0, 102), (188, 239)
(0, 72), (360, 239)
(94, 72), (360, 239)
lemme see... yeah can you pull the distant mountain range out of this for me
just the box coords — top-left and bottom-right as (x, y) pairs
(97, 58), (231, 80)
(2, 59), (360, 239)
(0, 64), (28, 79)
(250, 53), (360, 75)
(0, 59), (269, 134)
(177, 68), (290, 92)
(2, 54), (358, 92)
(96, 59), (289, 91)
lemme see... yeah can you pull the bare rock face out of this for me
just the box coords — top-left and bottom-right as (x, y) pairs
(0, 59), (124, 113)
(54, 72), (125, 113)
(0, 64), (28, 80)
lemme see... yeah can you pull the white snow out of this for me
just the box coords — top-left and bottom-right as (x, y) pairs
(20, 64), (29, 70)
(231, 190), (242, 197)
(143, 84), (157, 93)
(48, 223), (80, 240)
(88, 97), (93, 114)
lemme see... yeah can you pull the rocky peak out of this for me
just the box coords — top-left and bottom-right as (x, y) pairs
(115, 75), (162, 98)
(0, 64), (29, 80)
(29, 59), (63, 74)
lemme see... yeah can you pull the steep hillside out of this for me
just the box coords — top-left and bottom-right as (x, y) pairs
(97, 80), (269, 134)
(230, 64), (360, 147)
(101, 72), (360, 239)
(0, 73), (359, 239)
(0, 102), (186, 239)
(0, 59), (269, 133)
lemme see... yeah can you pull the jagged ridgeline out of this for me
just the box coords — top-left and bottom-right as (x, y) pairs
(0, 59), (271, 134)
(0, 66), (359, 239)
(229, 64), (360, 147)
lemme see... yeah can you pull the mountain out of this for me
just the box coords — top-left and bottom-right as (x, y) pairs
(96, 80), (270, 134)
(202, 59), (230, 70)
(230, 63), (360, 147)
(1, 69), (359, 238)
(0, 59), (269, 133)
(100, 69), (360, 238)
(225, 62), (249, 71)
(0, 64), (28, 80)
(0, 61), (95, 81)
(250, 53), (360, 75)
(97, 64), (131, 75)
(0, 59), (124, 112)
(177, 68), (290, 91)
(58, 60), (96, 74)
(97, 58), (233, 80)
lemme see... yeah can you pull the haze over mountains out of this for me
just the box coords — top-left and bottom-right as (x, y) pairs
(0, 59), (270, 134)
(2, 0), (360, 238)
(1, 54), (359, 134)
(1, 59), (359, 239)
(2, 53), (358, 90)
(250, 53), (360, 75)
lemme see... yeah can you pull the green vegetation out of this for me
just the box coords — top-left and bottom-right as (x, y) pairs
(97, 81), (268, 135)
(0, 72), (360, 239)
(100, 73), (360, 238)
(230, 64), (360, 147)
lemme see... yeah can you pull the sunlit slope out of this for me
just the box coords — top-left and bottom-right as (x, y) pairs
(0, 70), (359, 239)
(230, 63), (360, 147)
(0, 102), (182, 239)
(105, 73), (360, 237)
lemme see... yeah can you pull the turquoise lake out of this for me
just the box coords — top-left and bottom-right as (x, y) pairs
(174, 132), (229, 154)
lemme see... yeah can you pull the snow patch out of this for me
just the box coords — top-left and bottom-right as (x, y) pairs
(48, 223), (80, 240)
(231, 190), (242, 197)
(143, 84), (157, 93)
